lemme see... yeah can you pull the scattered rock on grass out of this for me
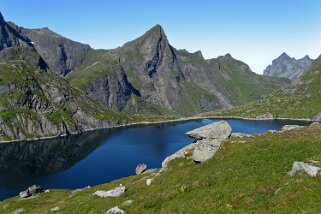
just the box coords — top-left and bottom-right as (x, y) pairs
(288, 162), (321, 177)
(51, 207), (59, 212)
(122, 200), (133, 206)
(106, 206), (125, 214)
(93, 185), (126, 197)
(281, 125), (304, 131)
(19, 185), (43, 198)
(146, 178), (153, 186)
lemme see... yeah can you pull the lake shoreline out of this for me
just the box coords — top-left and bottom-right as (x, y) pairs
(0, 115), (313, 144)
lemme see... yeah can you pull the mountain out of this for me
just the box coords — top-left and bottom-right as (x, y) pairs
(0, 12), (47, 70)
(68, 25), (289, 116)
(263, 52), (313, 80)
(0, 61), (126, 142)
(217, 55), (321, 120)
(9, 22), (91, 76)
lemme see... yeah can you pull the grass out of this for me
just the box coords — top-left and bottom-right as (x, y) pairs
(2, 124), (321, 213)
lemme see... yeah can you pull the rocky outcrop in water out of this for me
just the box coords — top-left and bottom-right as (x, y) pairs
(263, 53), (313, 80)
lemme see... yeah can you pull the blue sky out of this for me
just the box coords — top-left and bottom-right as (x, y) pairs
(1, 0), (321, 73)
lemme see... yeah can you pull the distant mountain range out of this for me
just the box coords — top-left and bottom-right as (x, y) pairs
(217, 55), (321, 120)
(263, 52), (313, 80)
(0, 12), (295, 141)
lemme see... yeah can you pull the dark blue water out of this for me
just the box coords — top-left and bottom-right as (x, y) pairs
(0, 119), (310, 200)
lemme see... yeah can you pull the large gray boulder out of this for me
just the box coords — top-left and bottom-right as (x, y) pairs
(19, 184), (43, 198)
(186, 121), (232, 140)
(93, 185), (126, 198)
(162, 143), (196, 168)
(135, 164), (147, 175)
(192, 139), (221, 163)
(288, 162), (321, 177)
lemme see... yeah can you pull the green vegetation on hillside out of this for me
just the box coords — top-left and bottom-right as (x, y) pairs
(2, 124), (321, 213)
(210, 56), (321, 119)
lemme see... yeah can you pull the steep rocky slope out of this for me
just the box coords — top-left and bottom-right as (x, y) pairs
(263, 53), (313, 80)
(9, 22), (91, 76)
(216, 55), (321, 120)
(68, 25), (289, 116)
(0, 61), (124, 142)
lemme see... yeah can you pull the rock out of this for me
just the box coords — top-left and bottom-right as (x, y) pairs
(106, 206), (125, 214)
(231, 133), (252, 138)
(146, 178), (153, 186)
(288, 162), (321, 177)
(93, 186), (126, 197)
(19, 184), (43, 198)
(12, 208), (25, 214)
(186, 121), (232, 140)
(263, 52), (313, 80)
(255, 112), (274, 119)
(135, 164), (147, 175)
(310, 122), (321, 126)
(143, 168), (158, 174)
(312, 113), (321, 121)
(45, 189), (50, 193)
(122, 200), (133, 206)
(51, 207), (59, 212)
(192, 139), (221, 163)
(281, 125), (304, 131)
(162, 143), (196, 168)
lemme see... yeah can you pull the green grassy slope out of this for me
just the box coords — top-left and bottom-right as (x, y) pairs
(211, 56), (321, 119)
(209, 56), (291, 106)
(2, 124), (321, 213)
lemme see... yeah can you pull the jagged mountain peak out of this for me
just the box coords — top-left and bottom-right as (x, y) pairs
(0, 12), (4, 24)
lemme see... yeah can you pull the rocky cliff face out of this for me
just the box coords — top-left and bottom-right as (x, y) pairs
(10, 23), (91, 76)
(263, 53), (313, 80)
(0, 61), (119, 142)
(70, 25), (289, 116)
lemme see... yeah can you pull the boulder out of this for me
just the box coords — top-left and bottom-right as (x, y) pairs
(192, 139), (221, 163)
(19, 184), (43, 198)
(51, 207), (59, 212)
(146, 178), (153, 186)
(288, 162), (321, 177)
(161, 143), (196, 168)
(255, 112), (274, 119)
(106, 206), (125, 214)
(122, 200), (133, 206)
(93, 185), (126, 197)
(281, 125), (304, 131)
(143, 168), (158, 174)
(135, 164), (147, 175)
(186, 121), (232, 140)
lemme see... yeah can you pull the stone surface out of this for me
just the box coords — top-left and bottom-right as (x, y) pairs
(146, 178), (153, 186)
(281, 125), (304, 131)
(162, 143), (196, 168)
(143, 168), (158, 174)
(19, 184), (43, 198)
(106, 206), (125, 214)
(192, 139), (221, 163)
(135, 164), (147, 175)
(186, 121), (232, 140)
(288, 162), (321, 177)
(263, 52), (313, 80)
(51, 207), (59, 212)
(122, 200), (133, 206)
(93, 186), (126, 197)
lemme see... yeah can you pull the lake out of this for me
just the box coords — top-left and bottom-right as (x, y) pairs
(0, 118), (311, 201)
